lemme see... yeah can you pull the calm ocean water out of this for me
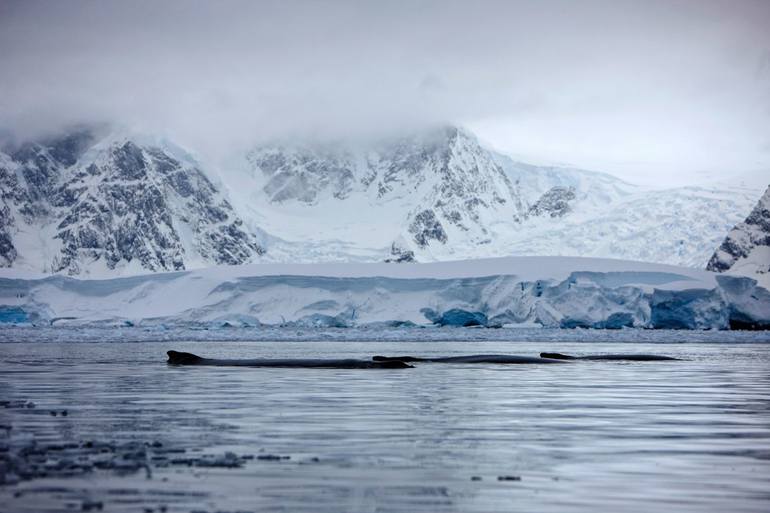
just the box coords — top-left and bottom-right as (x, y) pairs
(1, 332), (770, 512)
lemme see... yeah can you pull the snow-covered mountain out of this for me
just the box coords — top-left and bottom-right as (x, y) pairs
(707, 185), (770, 288)
(0, 124), (763, 276)
(0, 129), (263, 276)
(236, 126), (527, 261)
(227, 127), (759, 267)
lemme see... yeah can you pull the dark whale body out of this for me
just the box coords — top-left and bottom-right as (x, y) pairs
(372, 354), (567, 364)
(167, 350), (413, 369)
(540, 352), (679, 361)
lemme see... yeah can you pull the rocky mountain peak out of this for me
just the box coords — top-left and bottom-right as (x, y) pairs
(244, 125), (526, 255)
(707, 185), (770, 285)
(0, 129), (265, 276)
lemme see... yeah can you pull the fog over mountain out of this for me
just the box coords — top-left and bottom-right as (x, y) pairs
(0, 124), (762, 277)
(1, 0), (769, 186)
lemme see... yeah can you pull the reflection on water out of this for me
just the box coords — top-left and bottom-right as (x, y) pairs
(1, 339), (770, 512)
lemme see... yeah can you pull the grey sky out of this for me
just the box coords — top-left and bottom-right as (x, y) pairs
(1, 0), (768, 186)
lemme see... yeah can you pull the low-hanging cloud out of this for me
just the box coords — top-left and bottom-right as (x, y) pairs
(1, 0), (769, 185)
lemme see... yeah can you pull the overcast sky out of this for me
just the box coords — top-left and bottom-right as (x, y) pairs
(1, 0), (768, 186)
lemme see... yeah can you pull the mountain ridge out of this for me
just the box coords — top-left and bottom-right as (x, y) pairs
(0, 124), (763, 277)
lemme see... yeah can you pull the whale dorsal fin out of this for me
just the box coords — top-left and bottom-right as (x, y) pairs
(539, 352), (576, 360)
(167, 350), (203, 365)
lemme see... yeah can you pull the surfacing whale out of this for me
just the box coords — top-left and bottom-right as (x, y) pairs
(167, 350), (413, 369)
(372, 354), (568, 364)
(539, 352), (679, 361)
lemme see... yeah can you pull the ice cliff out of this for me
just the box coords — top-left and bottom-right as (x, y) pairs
(1, 257), (767, 330)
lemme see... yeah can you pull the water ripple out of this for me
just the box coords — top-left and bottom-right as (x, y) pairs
(1, 338), (769, 512)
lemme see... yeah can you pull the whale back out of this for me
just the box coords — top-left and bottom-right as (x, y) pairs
(167, 350), (204, 365)
(166, 350), (412, 368)
(540, 352), (679, 361)
(539, 352), (577, 360)
(375, 354), (568, 364)
(373, 355), (424, 362)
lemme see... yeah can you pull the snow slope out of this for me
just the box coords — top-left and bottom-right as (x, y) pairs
(499, 186), (758, 268)
(1, 257), (767, 330)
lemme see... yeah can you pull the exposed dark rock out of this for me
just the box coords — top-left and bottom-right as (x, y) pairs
(385, 242), (416, 263)
(528, 186), (576, 218)
(409, 209), (448, 248)
(707, 185), (770, 278)
(252, 146), (356, 205)
(0, 161), (28, 266)
(0, 204), (17, 267)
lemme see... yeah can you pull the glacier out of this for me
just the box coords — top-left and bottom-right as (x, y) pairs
(1, 256), (767, 330)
